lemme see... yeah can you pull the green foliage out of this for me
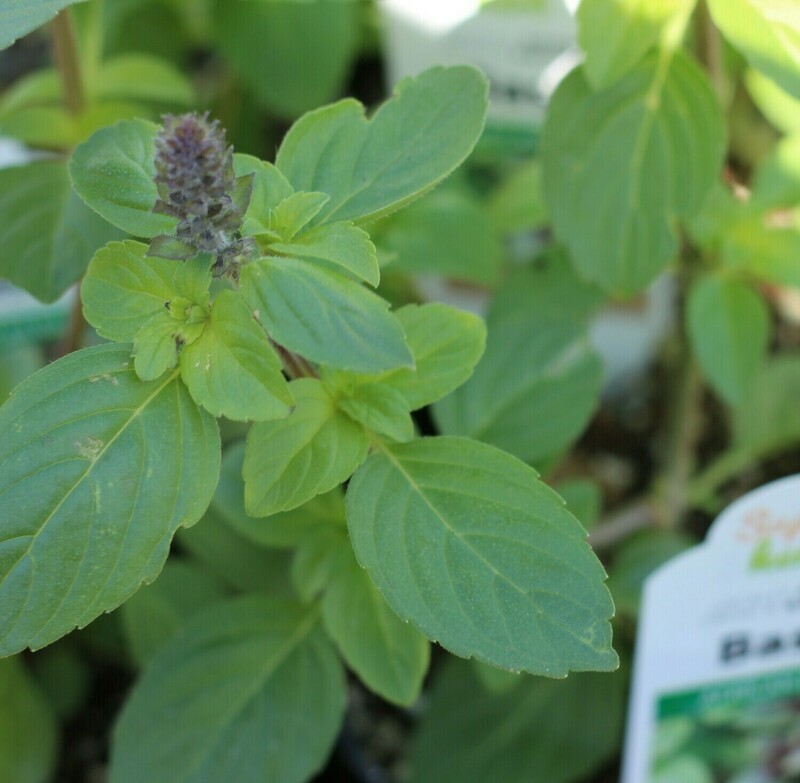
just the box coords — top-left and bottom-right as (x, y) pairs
(707, 0), (800, 99)
(0, 0), (86, 49)
(120, 559), (226, 666)
(0, 656), (58, 783)
(434, 265), (602, 467)
(346, 436), (618, 676)
(542, 51), (725, 294)
(686, 276), (770, 406)
(240, 257), (413, 373)
(243, 378), (370, 516)
(109, 597), (345, 783)
(212, 0), (361, 117)
(0, 161), (119, 302)
(69, 119), (177, 237)
(578, 0), (696, 89)
(180, 290), (292, 421)
(276, 66), (489, 225)
(410, 658), (627, 783)
(0, 344), (220, 656)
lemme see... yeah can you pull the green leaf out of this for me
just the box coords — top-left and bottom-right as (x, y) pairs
(708, 0), (800, 99)
(346, 436), (618, 676)
(433, 277), (602, 468)
(0, 0), (86, 50)
(270, 221), (380, 286)
(337, 382), (414, 443)
(410, 658), (626, 783)
(751, 134), (800, 210)
(686, 276), (770, 406)
(375, 303), (487, 410)
(577, 0), (696, 89)
(607, 531), (693, 617)
(0, 160), (119, 302)
(746, 68), (800, 133)
(234, 154), (295, 236)
(276, 66), (489, 225)
(291, 524), (348, 604)
(133, 310), (180, 381)
(733, 354), (800, 451)
(180, 290), (292, 422)
(177, 506), (293, 596)
(653, 757), (714, 783)
(322, 542), (430, 706)
(120, 559), (226, 666)
(212, 0), (361, 117)
(542, 52), (725, 294)
(0, 343), (220, 656)
(244, 378), (369, 517)
(95, 54), (194, 105)
(69, 118), (177, 237)
(81, 240), (206, 342)
(109, 596), (345, 783)
(268, 191), (330, 240)
(487, 160), (548, 235)
(378, 188), (502, 284)
(240, 256), (413, 373)
(0, 657), (57, 783)
(0, 345), (43, 403)
(213, 441), (338, 549)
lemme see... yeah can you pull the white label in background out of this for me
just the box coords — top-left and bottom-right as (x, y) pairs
(622, 475), (800, 783)
(379, 0), (578, 152)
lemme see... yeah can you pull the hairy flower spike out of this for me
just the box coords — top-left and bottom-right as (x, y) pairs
(149, 111), (255, 274)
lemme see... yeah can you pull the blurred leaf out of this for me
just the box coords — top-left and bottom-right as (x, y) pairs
(95, 54), (195, 105)
(28, 640), (91, 720)
(653, 756), (713, 783)
(578, 0), (696, 89)
(542, 52), (725, 294)
(176, 506), (294, 596)
(607, 531), (693, 616)
(746, 68), (800, 133)
(120, 559), (226, 666)
(733, 354), (800, 450)
(487, 159), (548, 235)
(0, 344), (44, 402)
(707, 0), (800, 99)
(434, 267), (602, 468)
(686, 276), (770, 406)
(378, 189), (502, 283)
(0, 160), (119, 302)
(213, 0), (361, 117)
(110, 597), (346, 783)
(410, 658), (626, 783)
(0, 657), (57, 783)
(0, 0), (87, 50)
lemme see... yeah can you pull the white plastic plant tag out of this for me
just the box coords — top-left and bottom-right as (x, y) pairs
(622, 474), (800, 783)
(379, 0), (578, 158)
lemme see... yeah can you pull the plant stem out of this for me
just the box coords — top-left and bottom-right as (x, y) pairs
(51, 8), (85, 115)
(696, 1), (724, 100)
(56, 293), (87, 359)
(657, 354), (704, 528)
(588, 499), (658, 552)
